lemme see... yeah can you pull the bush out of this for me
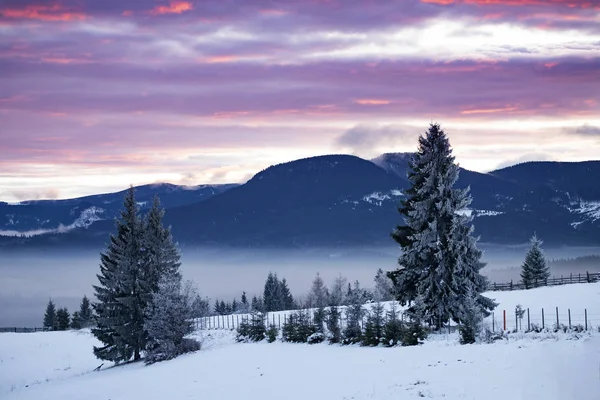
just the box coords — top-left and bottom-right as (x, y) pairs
(267, 324), (278, 343)
(382, 303), (403, 347)
(401, 310), (427, 346)
(307, 332), (325, 344)
(325, 306), (342, 344)
(236, 312), (266, 342)
(282, 310), (317, 343)
(361, 302), (385, 346)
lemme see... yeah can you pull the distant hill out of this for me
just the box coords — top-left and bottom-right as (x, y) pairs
(2, 154), (600, 249)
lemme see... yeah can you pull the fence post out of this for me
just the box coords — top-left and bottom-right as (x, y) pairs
(527, 308), (530, 331)
(492, 313), (495, 332)
(503, 310), (506, 331)
(556, 307), (559, 328)
(542, 308), (545, 329)
(586, 271), (590, 283)
(278, 314), (281, 329)
(568, 309), (571, 329)
(515, 308), (518, 331)
(585, 309), (588, 330)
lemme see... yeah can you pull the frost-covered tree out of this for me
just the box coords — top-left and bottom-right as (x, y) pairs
(282, 309), (316, 343)
(383, 302), (403, 347)
(362, 302), (385, 346)
(520, 234), (550, 289)
(373, 268), (394, 302)
(343, 281), (365, 344)
(190, 294), (210, 318)
(388, 123), (495, 328)
(325, 305), (342, 344)
(144, 274), (200, 364)
(237, 312), (266, 342)
(43, 299), (56, 331)
(309, 273), (329, 332)
(329, 275), (348, 306)
(56, 307), (70, 331)
(458, 290), (483, 345)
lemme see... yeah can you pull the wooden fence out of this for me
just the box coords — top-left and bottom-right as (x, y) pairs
(194, 306), (599, 334)
(487, 271), (600, 291)
(0, 327), (45, 333)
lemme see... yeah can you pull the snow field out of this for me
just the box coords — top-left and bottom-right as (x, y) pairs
(1, 283), (599, 399)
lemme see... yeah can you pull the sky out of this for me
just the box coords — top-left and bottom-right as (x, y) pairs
(1, 0), (599, 202)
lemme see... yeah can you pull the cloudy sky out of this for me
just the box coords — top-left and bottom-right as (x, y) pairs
(1, 0), (599, 201)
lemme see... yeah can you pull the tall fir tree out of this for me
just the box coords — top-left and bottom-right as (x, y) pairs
(263, 272), (282, 312)
(279, 278), (295, 310)
(43, 299), (56, 331)
(56, 307), (71, 331)
(373, 268), (394, 302)
(520, 234), (550, 289)
(142, 196), (182, 295)
(78, 295), (93, 328)
(92, 187), (144, 362)
(343, 281), (365, 344)
(329, 275), (348, 307)
(388, 123), (495, 328)
(309, 273), (329, 332)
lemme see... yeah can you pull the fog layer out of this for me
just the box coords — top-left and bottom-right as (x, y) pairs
(1, 245), (599, 327)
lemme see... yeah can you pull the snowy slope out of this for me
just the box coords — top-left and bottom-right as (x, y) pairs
(2, 284), (600, 400)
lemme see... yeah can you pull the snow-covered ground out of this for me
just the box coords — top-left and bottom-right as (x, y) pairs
(2, 284), (600, 400)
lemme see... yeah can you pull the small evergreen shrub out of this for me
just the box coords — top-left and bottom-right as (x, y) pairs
(267, 324), (278, 343)
(236, 312), (266, 342)
(282, 310), (316, 343)
(325, 306), (342, 344)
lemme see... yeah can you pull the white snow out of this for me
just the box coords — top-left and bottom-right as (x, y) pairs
(568, 200), (600, 223)
(362, 190), (403, 206)
(2, 283), (600, 400)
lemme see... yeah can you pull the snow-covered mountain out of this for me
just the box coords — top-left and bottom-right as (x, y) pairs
(0, 183), (237, 236)
(2, 154), (600, 248)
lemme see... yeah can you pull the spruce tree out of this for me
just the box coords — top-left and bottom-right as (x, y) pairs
(263, 272), (282, 312)
(362, 302), (385, 346)
(142, 196), (182, 301)
(79, 295), (93, 328)
(373, 268), (393, 302)
(92, 187), (146, 363)
(388, 123), (495, 328)
(56, 308), (70, 331)
(309, 273), (329, 332)
(325, 305), (342, 344)
(144, 273), (200, 364)
(520, 234), (550, 289)
(279, 278), (295, 310)
(70, 311), (82, 329)
(343, 281), (365, 344)
(383, 302), (403, 347)
(329, 275), (347, 307)
(43, 299), (56, 331)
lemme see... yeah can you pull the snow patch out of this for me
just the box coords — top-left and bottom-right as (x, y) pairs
(362, 189), (403, 205)
(568, 201), (600, 222)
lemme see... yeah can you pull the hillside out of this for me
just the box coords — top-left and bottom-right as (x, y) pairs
(2, 155), (600, 248)
(2, 283), (599, 400)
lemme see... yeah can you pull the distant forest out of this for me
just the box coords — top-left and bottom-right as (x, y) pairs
(549, 255), (600, 270)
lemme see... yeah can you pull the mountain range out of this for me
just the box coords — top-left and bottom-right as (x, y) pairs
(1, 153), (600, 249)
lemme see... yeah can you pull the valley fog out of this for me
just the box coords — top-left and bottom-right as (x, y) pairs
(1, 245), (600, 327)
